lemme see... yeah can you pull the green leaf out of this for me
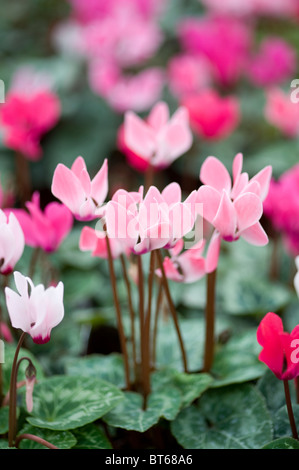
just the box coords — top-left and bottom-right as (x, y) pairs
(17, 424), (77, 449)
(103, 389), (182, 433)
(26, 375), (124, 431)
(262, 437), (299, 449)
(257, 370), (291, 417)
(152, 368), (213, 408)
(71, 423), (112, 449)
(65, 354), (126, 388)
(0, 439), (10, 449)
(211, 329), (266, 387)
(0, 406), (9, 434)
(171, 384), (273, 449)
(221, 274), (292, 316)
(273, 404), (299, 440)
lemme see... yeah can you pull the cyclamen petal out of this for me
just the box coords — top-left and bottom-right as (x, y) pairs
(5, 272), (64, 344)
(52, 157), (108, 221)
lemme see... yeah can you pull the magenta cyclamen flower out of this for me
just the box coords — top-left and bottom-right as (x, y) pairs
(51, 156), (108, 221)
(197, 153), (272, 255)
(123, 101), (193, 170)
(0, 67), (61, 161)
(257, 312), (299, 381)
(0, 210), (25, 275)
(10, 192), (73, 253)
(5, 271), (64, 344)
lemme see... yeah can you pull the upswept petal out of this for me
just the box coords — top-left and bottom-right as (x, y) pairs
(250, 165), (272, 201)
(200, 156), (232, 193)
(239, 222), (269, 246)
(147, 101), (169, 131)
(234, 192), (263, 233)
(91, 159), (108, 206)
(124, 111), (156, 160)
(197, 185), (222, 224)
(51, 163), (86, 214)
(213, 190), (237, 240)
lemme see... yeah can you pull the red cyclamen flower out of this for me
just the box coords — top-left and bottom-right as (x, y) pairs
(257, 312), (299, 380)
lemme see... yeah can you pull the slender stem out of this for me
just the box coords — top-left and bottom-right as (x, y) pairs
(145, 164), (154, 192)
(137, 255), (148, 406)
(143, 251), (156, 404)
(28, 247), (41, 280)
(284, 379), (299, 440)
(15, 152), (31, 206)
(156, 250), (188, 373)
(104, 235), (131, 390)
(203, 269), (217, 373)
(8, 331), (27, 447)
(15, 434), (58, 449)
(120, 254), (137, 382)
(152, 279), (163, 367)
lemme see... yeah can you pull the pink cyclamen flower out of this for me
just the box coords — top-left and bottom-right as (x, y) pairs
(257, 312), (299, 380)
(5, 271), (64, 344)
(122, 101), (193, 171)
(265, 87), (299, 138)
(156, 238), (207, 283)
(0, 67), (61, 161)
(105, 184), (198, 255)
(247, 37), (297, 87)
(51, 156), (108, 221)
(181, 90), (240, 140)
(79, 225), (125, 259)
(0, 210), (25, 275)
(10, 192), (73, 253)
(197, 153), (272, 266)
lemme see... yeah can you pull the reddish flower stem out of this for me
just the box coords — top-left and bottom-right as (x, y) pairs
(152, 279), (163, 367)
(203, 269), (217, 373)
(156, 250), (188, 373)
(15, 433), (58, 449)
(143, 251), (156, 406)
(284, 379), (299, 440)
(105, 235), (131, 390)
(120, 254), (137, 382)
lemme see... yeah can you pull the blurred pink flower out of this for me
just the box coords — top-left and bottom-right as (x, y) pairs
(0, 210), (24, 275)
(257, 312), (299, 380)
(265, 88), (299, 138)
(197, 154), (272, 264)
(264, 165), (299, 255)
(181, 89), (240, 140)
(10, 192), (73, 253)
(201, 0), (298, 18)
(122, 101), (193, 170)
(0, 68), (60, 160)
(51, 156), (108, 221)
(101, 68), (165, 114)
(167, 54), (212, 99)
(178, 16), (252, 87)
(0, 322), (13, 343)
(246, 37), (297, 87)
(5, 271), (64, 345)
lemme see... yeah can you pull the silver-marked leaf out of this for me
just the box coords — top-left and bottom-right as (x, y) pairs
(65, 354), (125, 388)
(171, 384), (273, 449)
(71, 424), (112, 449)
(26, 375), (124, 431)
(18, 424), (77, 449)
(262, 437), (299, 449)
(103, 389), (182, 433)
